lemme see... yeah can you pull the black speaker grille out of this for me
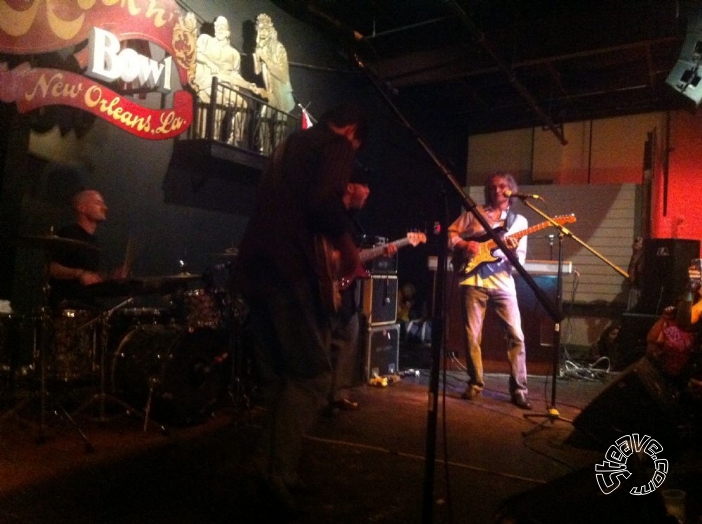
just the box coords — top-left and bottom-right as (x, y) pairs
(640, 238), (700, 314)
(361, 276), (398, 326)
(364, 323), (400, 380)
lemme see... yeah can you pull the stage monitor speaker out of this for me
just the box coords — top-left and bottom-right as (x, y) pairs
(495, 457), (668, 524)
(572, 357), (683, 454)
(364, 323), (400, 381)
(360, 275), (398, 326)
(615, 312), (659, 371)
(639, 238), (700, 315)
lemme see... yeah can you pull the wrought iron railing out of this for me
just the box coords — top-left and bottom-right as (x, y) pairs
(185, 77), (299, 157)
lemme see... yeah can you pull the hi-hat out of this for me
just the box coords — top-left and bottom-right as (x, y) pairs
(145, 271), (202, 282)
(17, 234), (101, 252)
(210, 248), (239, 258)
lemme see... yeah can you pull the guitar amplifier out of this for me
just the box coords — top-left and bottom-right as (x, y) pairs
(368, 253), (397, 274)
(364, 323), (400, 381)
(360, 275), (398, 326)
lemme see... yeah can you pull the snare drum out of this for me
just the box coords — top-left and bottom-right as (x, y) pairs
(182, 288), (226, 330)
(110, 324), (229, 425)
(51, 309), (97, 382)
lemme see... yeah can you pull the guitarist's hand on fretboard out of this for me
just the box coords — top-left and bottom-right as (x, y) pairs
(503, 236), (519, 251)
(384, 243), (399, 256)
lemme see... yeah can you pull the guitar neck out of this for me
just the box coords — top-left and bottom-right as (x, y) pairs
(486, 220), (554, 249)
(359, 238), (410, 263)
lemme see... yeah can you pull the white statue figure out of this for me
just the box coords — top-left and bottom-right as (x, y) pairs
(192, 16), (260, 144)
(253, 14), (295, 153)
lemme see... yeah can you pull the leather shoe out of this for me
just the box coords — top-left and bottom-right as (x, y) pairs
(331, 398), (359, 411)
(461, 385), (482, 400)
(511, 394), (532, 410)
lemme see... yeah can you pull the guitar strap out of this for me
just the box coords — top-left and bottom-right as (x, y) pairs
(504, 208), (517, 232)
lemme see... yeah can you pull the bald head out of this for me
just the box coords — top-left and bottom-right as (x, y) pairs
(72, 190), (107, 232)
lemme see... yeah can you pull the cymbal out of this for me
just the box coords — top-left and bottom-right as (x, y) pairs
(143, 271), (202, 282)
(18, 234), (101, 252)
(210, 248), (239, 258)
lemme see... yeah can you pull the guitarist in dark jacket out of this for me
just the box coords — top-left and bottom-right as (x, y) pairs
(448, 173), (532, 410)
(325, 166), (398, 415)
(234, 103), (367, 512)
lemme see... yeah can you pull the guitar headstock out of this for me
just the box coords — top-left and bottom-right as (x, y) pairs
(407, 232), (427, 247)
(554, 214), (577, 225)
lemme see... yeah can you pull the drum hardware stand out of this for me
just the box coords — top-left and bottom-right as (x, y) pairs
(71, 298), (168, 435)
(32, 301), (93, 451)
(0, 315), (30, 421)
(7, 265), (95, 450)
(38, 303), (94, 449)
(224, 294), (252, 415)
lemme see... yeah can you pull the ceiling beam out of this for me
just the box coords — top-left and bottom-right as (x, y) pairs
(443, 0), (567, 144)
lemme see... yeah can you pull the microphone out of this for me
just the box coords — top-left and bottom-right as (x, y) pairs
(504, 189), (545, 201)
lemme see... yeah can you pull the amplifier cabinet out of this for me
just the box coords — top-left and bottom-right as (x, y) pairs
(360, 275), (398, 326)
(364, 323), (400, 381)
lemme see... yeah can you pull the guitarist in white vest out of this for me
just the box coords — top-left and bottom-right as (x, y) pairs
(448, 173), (532, 410)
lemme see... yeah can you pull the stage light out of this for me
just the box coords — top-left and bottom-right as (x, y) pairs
(665, 59), (702, 105)
(666, 8), (702, 105)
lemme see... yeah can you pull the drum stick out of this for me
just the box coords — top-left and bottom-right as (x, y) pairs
(122, 234), (135, 277)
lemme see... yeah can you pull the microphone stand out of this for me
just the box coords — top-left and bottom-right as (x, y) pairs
(348, 54), (562, 524)
(517, 197), (628, 435)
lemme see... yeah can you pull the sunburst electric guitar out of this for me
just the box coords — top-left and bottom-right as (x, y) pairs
(451, 214), (576, 276)
(316, 232), (427, 313)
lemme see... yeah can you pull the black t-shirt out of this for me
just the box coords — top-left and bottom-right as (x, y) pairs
(49, 223), (101, 309)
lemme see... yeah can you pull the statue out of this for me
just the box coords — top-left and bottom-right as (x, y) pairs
(193, 16), (258, 101)
(253, 13), (295, 113)
(192, 16), (260, 144)
(253, 14), (295, 153)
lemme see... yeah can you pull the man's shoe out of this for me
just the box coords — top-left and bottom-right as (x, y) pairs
(460, 385), (482, 400)
(511, 394), (532, 410)
(330, 398), (359, 411)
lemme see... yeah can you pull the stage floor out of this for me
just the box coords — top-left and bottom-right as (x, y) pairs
(2, 363), (700, 523)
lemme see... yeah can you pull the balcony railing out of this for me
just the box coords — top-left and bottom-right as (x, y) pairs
(184, 77), (299, 158)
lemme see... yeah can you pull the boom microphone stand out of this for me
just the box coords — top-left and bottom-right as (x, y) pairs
(523, 221), (570, 435)
(348, 54), (562, 524)
(517, 197), (628, 435)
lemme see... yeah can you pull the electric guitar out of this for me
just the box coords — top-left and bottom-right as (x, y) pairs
(338, 232), (427, 291)
(315, 232), (427, 313)
(451, 214), (576, 276)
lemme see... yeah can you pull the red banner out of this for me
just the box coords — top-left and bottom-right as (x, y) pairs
(2, 64), (192, 140)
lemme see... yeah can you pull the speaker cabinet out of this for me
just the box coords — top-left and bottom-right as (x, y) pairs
(572, 357), (682, 453)
(364, 323), (400, 381)
(616, 313), (658, 371)
(639, 238), (700, 315)
(360, 275), (398, 326)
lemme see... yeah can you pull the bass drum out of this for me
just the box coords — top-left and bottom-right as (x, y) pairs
(110, 325), (230, 426)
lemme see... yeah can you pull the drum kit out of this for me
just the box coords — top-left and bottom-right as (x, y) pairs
(0, 235), (246, 446)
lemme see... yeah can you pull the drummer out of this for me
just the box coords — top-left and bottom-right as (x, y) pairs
(48, 189), (126, 310)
